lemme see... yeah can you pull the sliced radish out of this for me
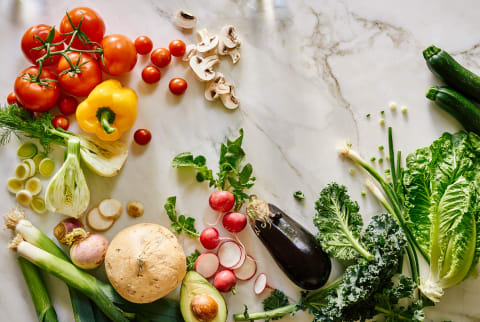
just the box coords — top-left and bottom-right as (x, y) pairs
(234, 255), (257, 281)
(230, 246), (246, 270)
(254, 273), (268, 294)
(217, 241), (242, 268)
(195, 253), (219, 278)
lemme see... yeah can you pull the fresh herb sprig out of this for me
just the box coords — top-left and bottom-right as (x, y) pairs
(293, 191), (305, 201)
(164, 196), (199, 238)
(263, 289), (290, 321)
(186, 250), (201, 271)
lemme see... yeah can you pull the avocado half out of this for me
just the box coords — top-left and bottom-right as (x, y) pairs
(180, 271), (227, 322)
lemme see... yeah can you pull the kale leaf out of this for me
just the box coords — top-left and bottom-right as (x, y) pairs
(263, 289), (290, 321)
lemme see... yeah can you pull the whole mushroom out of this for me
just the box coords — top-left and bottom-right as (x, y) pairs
(189, 55), (220, 81)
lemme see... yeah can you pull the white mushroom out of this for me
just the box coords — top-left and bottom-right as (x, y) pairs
(182, 44), (197, 62)
(173, 10), (197, 29)
(205, 72), (231, 101)
(189, 55), (220, 81)
(220, 85), (240, 110)
(196, 29), (219, 53)
(218, 40), (241, 64)
(219, 25), (241, 49)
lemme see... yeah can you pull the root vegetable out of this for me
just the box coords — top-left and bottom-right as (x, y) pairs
(53, 218), (88, 245)
(254, 273), (272, 295)
(213, 269), (236, 293)
(98, 198), (122, 220)
(126, 201), (144, 218)
(209, 191), (235, 212)
(194, 253), (219, 278)
(222, 212), (247, 233)
(200, 227), (221, 249)
(217, 241), (242, 268)
(86, 207), (114, 232)
(70, 234), (109, 270)
(234, 255), (257, 281)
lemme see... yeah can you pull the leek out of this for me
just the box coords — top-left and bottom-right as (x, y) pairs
(45, 138), (89, 218)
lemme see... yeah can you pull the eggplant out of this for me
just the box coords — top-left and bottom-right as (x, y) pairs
(246, 198), (331, 290)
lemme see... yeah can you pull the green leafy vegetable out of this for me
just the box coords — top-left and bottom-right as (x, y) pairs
(293, 191), (305, 201)
(164, 196), (199, 238)
(186, 250), (201, 271)
(263, 289), (290, 321)
(314, 183), (372, 261)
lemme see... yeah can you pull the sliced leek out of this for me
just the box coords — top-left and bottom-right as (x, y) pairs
(33, 154), (45, 172)
(17, 142), (38, 159)
(39, 158), (55, 177)
(16, 189), (33, 206)
(22, 159), (36, 177)
(31, 197), (47, 214)
(15, 163), (30, 180)
(25, 177), (42, 195)
(7, 177), (24, 194)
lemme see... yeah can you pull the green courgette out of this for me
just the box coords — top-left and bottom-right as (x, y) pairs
(423, 45), (480, 101)
(426, 86), (480, 133)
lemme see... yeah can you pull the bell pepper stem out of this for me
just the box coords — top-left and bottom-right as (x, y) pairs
(98, 109), (116, 134)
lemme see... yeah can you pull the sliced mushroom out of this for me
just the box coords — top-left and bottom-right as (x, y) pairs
(196, 29), (219, 53)
(220, 85), (240, 109)
(219, 25), (241, 49)
(218, 40), (241, 64)
(182, 44), (197, 62)
(189, 55), (220, 81)
(205, 72), (231, 101)
(228, 48), (241, 64)
(173, 10), (197, 29)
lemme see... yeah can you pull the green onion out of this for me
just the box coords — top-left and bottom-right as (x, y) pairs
(17, 142), (38, 159)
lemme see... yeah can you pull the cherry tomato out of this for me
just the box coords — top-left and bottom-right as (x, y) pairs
(134, 129), (152, 145)
(7, 92), (18, 105)
(169, 78), (188, 95)
(52, 115), (69, 130)
(169, 40), (186, 57)
(58, 95), (78, 115)
(141, 65), (161, 84)
(60, 7), (105, 50)
(57, 52), (102, 97)
(21, 25), (65, 65)
(134, 36), (153, 55)
(101, 34), (138, 76)
(151, 48), (171, 68)
(14, 66), (60, 112)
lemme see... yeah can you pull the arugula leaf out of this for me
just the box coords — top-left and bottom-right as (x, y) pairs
(186, 250), (201, 271)
(171, 152), (214, 184)
(314, 183), (372, 261)
(293, 191), (305, 201)
(164, 196), (199, 238)
(263, 289), (290, 321)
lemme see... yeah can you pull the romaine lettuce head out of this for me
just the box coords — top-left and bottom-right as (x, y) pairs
(403, 131), (480, 302)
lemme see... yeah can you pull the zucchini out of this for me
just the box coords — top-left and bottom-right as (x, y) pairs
(423, 45), (480, 101)
(426, 86), (480, 134)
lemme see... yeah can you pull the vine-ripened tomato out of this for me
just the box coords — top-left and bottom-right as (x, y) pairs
(52, 115), (69, 130)
(141, 65), (161, 84)
(134, 36), (153, 55)
(7, 92), (18, 105)
(101, 34), (138, 76)
(58, 95), (78, 115)
(57, 52), (102, 97)
(134, 129), (152, 145)
(169, 78), (188, 95)
(21, 25), (65, 65)
(151, 48), (171, 68)
(60, 7), (105, 50)
(14, 66), (60, 112)
(169, 40), (186, 57)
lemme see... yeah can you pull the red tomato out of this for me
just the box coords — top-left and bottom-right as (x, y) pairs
(58, 95), (78, 115)
(151, 48), (171, 68)
(14, 66), (60, 112)
(60, 7), (105, 50)
(141, 65), (161, 84)
(134, 36), (153, 55)
(21, 25), (64, 65)
(52, 115), (69, 130)
(134, 129), (152, 145)
(169, 78), (188, 95)
(169, 40), (186, 57)
(56, 52), (102, 97)
(101, 35), (138, 76)
(7, 92), (18, 105)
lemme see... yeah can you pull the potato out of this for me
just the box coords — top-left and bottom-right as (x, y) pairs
(105, 223), (187, 303)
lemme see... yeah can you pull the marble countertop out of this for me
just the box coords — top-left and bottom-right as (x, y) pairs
(1, 0), (480, 321)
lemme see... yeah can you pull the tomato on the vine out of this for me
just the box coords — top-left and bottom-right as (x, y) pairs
(101, 34), (138, 76)
(134, 36), (153, 55)
(7, 92), (18, 105)
(21, 25), (64, 65)
(141, 65), (161, 84)
(60, 7), (105, 50)
(151, 48), (171, 68)
(169, 78), (188, 95)
(169, 40), (186, 57)
(57, 52), (102, 97)
(134, 129), (152, 145)
(52, 115), (70, 130)
(58, 95), (78, 115)
(14, 66), (60, 112)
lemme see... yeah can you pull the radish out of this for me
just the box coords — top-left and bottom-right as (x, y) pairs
(230, 246), (246, 270)
(217, 241), (243, 268)
(222, 212), (247, 234)
(213, 269), (236, 292)
(209, 191), (235, 212)
(194, 253), (219, 278)
(254, 273), (272, 295)
(200, 227), (221, 249)
(234, 255), (257, 281)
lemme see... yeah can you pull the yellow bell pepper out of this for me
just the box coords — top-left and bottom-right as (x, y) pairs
(76, 80), (137, 141)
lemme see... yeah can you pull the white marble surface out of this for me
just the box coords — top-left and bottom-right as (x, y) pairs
(1, 0), (480, 321)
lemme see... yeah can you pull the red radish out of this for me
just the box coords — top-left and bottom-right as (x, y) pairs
(213, 269), (236, 292)
(200, 227), (221, 249)
(234, 255), (257, 281)
(254, 273), (272, 295)
(209, 191), (235, 212)
(195, 253), (219, 278)
(217, 241), (243, 268)
(230, 246), (246, 270)
(222, 212), (247, 233)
